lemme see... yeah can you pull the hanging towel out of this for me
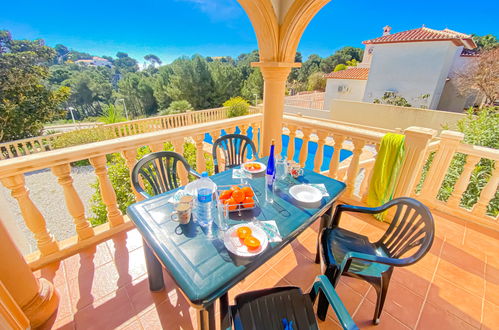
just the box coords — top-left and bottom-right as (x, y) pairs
(366, 133), (405, 221)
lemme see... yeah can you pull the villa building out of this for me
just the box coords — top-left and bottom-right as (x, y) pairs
(324, 26), (479, 112)
(75, 56), (113, 68)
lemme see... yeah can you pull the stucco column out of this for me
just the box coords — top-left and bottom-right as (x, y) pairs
(0, 216), (59, 328)
(255, 62), (297, 155)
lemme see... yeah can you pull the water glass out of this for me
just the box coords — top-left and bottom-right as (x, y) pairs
(275, 156), (288, 181)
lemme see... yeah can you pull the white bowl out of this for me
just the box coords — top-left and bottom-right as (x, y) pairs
(223, 223), (268, 257)
(289, 184), (323, 204)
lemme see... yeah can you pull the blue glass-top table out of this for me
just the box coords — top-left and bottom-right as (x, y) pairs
(127, 159), (346, 329)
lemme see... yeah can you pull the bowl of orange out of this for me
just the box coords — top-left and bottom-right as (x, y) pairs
(217, 184), (257, 213)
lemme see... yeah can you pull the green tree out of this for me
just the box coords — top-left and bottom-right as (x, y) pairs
(209, 61), (243, 106)
(0, 30), (70, 142)
(241, 68), (263, 102)
(307, 71), (326, 91)
(114, 52), (139, 73)
(160, 100), (193, 115)
(333, 64), (347, 72)
(166, 55), (215, 109)
(373, 92), (412, 107)
(118, 72), (158, 116)
(153, 65), (173, 109)
(237, 50), (260, 80)
(297, 54), (322, 82)
(223, 97), (250, 117)
(144, 54), (162, 67)
(471, 34), (498, 51)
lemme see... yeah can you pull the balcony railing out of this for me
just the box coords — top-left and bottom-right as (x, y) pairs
(0, 106), (261, 160)
(0, 112), (497, 271)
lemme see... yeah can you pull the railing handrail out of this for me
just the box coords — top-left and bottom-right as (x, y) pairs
(457, 143), (499, 160)
(0, 114), (263, 179)
(283, 114), (385, 143)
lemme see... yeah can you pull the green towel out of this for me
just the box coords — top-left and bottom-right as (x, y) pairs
(366, 133), (405, 221)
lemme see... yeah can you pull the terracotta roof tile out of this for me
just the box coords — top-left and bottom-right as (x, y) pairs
(362, 27), (476, 49)
(324, 67), (369, 80)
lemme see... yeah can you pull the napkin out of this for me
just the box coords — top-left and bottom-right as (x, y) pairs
(232, 168), (251, 179)
(309, 183), (329, 197)
(258, 220), (282, 243)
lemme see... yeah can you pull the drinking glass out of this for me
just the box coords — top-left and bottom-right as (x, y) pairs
(275, 156), (288, 182)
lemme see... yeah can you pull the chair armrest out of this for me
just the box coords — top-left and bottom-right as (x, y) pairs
(312, 275), (358, 330)
(330, 203), (395, 228)
(340, 251), (404, 274)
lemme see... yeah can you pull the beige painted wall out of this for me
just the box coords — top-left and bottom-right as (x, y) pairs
(329, 99), (465, 131)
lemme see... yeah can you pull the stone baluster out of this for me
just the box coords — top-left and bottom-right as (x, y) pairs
(250, 123), (260, 157)
(345, 139), (366, 197)
(122, 148), (144, 202)
(194, 134), (207, 173)
(447, 155), (480, 208)
(418, 130), (461, 203)
(286, 125), (297, 161)
(51, 164), (94, 240)
(89, 156), (124, 227)
(150, 143), (164, 153)
(313, 131), (328, 172)
(173, 138), (188, 185)
(361, 144), (380, 202)
(299, 128), (312, 168)
(1, 175), (59, 255)
(472, 165), (499, 216)
(328, 135), (346, 179)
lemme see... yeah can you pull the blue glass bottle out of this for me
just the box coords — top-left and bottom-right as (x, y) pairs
(265, 139), (275, 203)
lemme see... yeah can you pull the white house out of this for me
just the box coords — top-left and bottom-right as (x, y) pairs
(324, 26), (479, 112)
(75, 56), (113, 68)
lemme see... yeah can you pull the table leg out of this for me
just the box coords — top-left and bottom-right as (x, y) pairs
(196, 303), (216, 330)
(143, 240), (164, 291)
(220, 293), (231, 330)
(315, 205), (334, 264)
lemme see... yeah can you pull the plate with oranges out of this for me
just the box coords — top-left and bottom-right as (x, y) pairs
(242, 161), (266, 174)
(218, 184), (257, 213)
(223, 223), (268, 257)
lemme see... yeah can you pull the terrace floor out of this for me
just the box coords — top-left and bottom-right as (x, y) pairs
(36, 210), (499, 330)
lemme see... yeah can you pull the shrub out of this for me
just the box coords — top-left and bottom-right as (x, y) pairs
(307, 72), (326, 91)
(52, 127), (115, 149)
(333, 64), (346, 72)
(223, 97), (250, 118)
(99, 104), (126, 124)
(159, 100), (193, 115)
(373, 92), (412, 107)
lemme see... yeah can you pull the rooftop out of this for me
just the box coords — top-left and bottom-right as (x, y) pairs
(36, 211), (499, 329)
(362, 27), (477, 49)
(324, 67), (370, 80)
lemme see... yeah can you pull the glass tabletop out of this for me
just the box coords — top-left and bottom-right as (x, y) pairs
(127, 158), (346, 306)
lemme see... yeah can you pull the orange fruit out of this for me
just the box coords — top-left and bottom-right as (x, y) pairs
(241, 186), (254, 197)
(230, 185), (241, 192)
(232, 189), (245, 203)
(242, 197), (254, 208)
(224, 198), (237, 211)
(237, 226), (252, 239)
(244, 236), (261, 250)
(220, 190), (232, 200)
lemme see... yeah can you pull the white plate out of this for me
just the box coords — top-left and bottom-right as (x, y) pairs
(289, 184), (323, 204)
(242, 162), (266, 174)
(223, 223), (268, 257)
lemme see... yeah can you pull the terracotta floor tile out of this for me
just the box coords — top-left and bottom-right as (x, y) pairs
(54, 283), (73, 321)
(107, 228), (144, 259)
(436, 259), (485, 297)
(482, 301), (499, 330)
(68, 261), (121, 311)
(74, 288), (137, 330)
(464, 228), (499, 259)
(318, 315), (343, 329)
(427, 276), (483, 328)
(441, 241), (486, 275)
(246, 268), (290, 292)
(365, 280), (424, 328)
(435, 217), (466, 244)
(290, 231), (319, 261)
(485, 278), (499, 306)
(113, 247), (148, 286)
(116, 319), (142, 330)
(237, 262), (271, 291)
(264, 244), (293, 268)
(332, 281), (363, 315)
(274, 250), (321, 290)
(138, 292), (196, 330)
(352, 299), (410, 330)
(391, 266), (433, 297)
(417, 301), (478, 330)
(63, 242), (113, 281)
(339, 275), (371, 297)
(125, 274), (173, 315)
(338, 214), (368, 233)
(34, 262), (66, 287)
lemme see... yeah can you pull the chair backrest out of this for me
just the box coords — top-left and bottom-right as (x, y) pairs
(212, 134), (256, 173)
(131, 151), (192, 198)
(377, 198), (434, 265)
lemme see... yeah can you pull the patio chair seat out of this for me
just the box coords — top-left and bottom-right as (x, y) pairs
(323, 227), (391, 277)
(232, 287), (318, 330)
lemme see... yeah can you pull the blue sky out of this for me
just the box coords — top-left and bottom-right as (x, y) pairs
(1, 0), (498, 64)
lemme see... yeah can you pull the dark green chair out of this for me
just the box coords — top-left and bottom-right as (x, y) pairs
(228, 275), (358, 330)
(212, 134), (256, 173)
(317, 197), (434, 325)
(131, 151), (200, 290)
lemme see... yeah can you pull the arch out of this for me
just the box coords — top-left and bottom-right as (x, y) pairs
(236, 0), (279, 61)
